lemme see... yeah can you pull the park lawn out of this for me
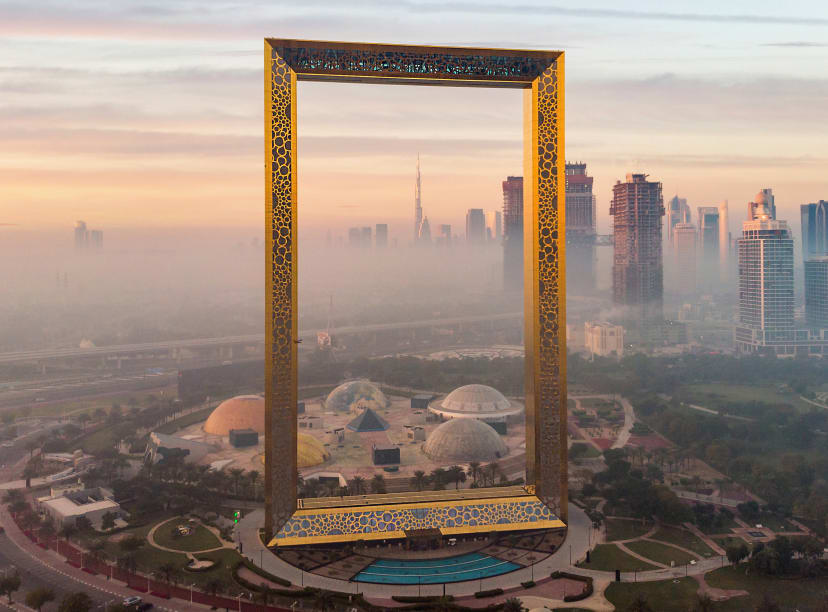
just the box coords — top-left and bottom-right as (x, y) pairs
(697, 516), (739, 535)
(604, 518), (653, 542)
(755, 514), (797, 532)
(604, 576), (700, 612)
(75, 421), (137, 455)
(576, 544), (658, 572)
(683, 383), (811, 413)
(650, 526), (715, 557)
(625, 540), (696, 566)
(27, 386), (176, 419)
(153, 518), (222, 552)
(706, 566), (828, 611)
(186, 548), (245, 589)
(713, 536), (747, 550)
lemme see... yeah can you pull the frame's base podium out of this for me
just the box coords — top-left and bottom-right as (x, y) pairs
(269, 486), (565, 547)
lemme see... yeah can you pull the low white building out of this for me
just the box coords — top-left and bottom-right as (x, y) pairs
(40, 487), (120, 529)
(144, 432), (215, 465)
(585, 321), (625, 357)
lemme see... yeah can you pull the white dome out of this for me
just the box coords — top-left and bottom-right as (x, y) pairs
(423, 419), (508, 463)
(325, 381), (388, 413)
(440, 384), (511, 414)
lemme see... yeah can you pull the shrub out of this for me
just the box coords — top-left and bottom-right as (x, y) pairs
(520, 580), (536, 588)
(474, 588), (504, 599)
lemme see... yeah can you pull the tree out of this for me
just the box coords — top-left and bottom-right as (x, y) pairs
(467, 461), (481, 485)
(410, 470), (428, 492)
(75, 516), (92, 532)
(370, 474), (386, 494)
(204, 578), (224, 596)
(228, 468), (245, 496)
(118, 535), (144, 552)
(430, 468), (447, 490)
(755, 593), (781, 612)
(25, 588), (55, 612)
(157, 561), (179, 585)
(502, 597), (524, 612)
(349, 475), (366, 495)
(726, 542), (749, 566)
(0, 573), (21, 603)
(58, 592), (93, 612)
(59, 524), (77, 542)
(101, 511), (117, 531)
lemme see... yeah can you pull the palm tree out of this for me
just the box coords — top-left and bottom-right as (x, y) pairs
(349, 475), (366, 495)
(59, 525), (77, 543)
(467, 461), (481, 485)
(693, 594), (715, 612)
(410, 470), (428, 492)
(228, 468), (245, 496)
(430, 468), (447, 490)
(370, 474), (386, 494)
(502, 598), (524, 612)
(25, 588), (54, 612)
(157, 562), (179, 585)
(447, 465), (466, 490)
(485, 462), (500, 487)
(204, 578), (224, 597)
(247, 470), (260, 499)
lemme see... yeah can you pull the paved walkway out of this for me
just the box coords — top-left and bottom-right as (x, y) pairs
(692, 573), (748, 602)
(683, 522), (726, 555)
(146, 517), (229, 558)
(615, 542), (668, 569)
(238, 502), (594, 599)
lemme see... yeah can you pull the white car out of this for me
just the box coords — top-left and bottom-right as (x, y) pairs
(122, 596), (142, 608)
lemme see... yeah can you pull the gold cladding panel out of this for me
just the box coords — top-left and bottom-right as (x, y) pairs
(265, 40), (566, 535)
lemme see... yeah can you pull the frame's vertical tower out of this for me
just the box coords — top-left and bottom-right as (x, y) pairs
(264, 40), (299, 539)
(524, 57), (567, 522)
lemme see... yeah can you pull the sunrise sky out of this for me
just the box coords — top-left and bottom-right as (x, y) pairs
(1, 0), (827, 243)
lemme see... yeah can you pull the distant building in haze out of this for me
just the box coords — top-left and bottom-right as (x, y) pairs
(565, 162), (597, 294)
(584, 321), (624, 358)
(361, 226), (372, 247)
(414, 155), (423, 244)
(747, 188), (776, 222)
(610, 173), (665, 342)
(666, 196), (691, 245)
(673, 223), (698, 295)
(437, 224), (452, 247)
(465, 208), (486, 245)
(697, 206), (721, 288)
(74, 221), (88, 249)
(801, 200), (828, 259)
(805, 257), (828, 330)
(375, 224), (388, 248)
(90, 229), (103, 249)
(502, 176), (523, 292)
(485, 210), (502, 243)
(419, 217), (432, 245)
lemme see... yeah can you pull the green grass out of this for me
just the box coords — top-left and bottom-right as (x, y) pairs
(152, 518), (222, 552)
(650, 526), (715, 557)
(604, 518), (653, 542)
(713, 536), (746, 550)
(625, 540), (696, 566)
(683, 383), (811, 412)
(706, 566), (828, 611)
(604, 577), (747, 612)
(697, 515), (739, 535)
(576, 544), (658, 572)
(755, 514), (797, 532)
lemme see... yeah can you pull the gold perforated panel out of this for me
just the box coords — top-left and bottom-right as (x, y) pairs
(265, 44), (298, 537)
(265, 40), (566, 536)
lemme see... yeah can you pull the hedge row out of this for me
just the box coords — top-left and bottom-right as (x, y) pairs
(239, 557), (291, 587)
(474, 588), (504, 599)
(550, 570), (593, 602)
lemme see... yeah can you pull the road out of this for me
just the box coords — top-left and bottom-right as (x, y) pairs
(0, 312), (522, 365)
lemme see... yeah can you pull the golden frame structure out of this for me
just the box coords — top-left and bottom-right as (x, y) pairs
(264, 39), (566, 539)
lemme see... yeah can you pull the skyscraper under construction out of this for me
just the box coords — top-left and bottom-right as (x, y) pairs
(565, 162), (596, 295)
(611, 173), (665, 342)
(502, 176), (523, 292)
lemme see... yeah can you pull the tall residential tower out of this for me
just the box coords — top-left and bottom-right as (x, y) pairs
(502, 176), (524, 292)
(610, 173), (665, 342)
(565, 162), (597, 294)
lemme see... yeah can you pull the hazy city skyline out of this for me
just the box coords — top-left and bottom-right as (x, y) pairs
(1, 1), (827, 239)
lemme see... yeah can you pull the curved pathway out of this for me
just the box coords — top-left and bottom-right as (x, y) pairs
(146, 517), (229, 560)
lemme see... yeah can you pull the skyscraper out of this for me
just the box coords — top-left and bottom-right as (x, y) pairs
(419, 217), (432, 245)
(697, 206), (721, 288)
(347, 227), (362, 248)
(610, 173), (665, 342)
(361, 226), (372, 247)
(74, 221), (88, 249)
(801, 200), (828, 259)
(565, 162), (597, 294)
(90, 229), (103, 249)
(673, 223), (698, 295)
(666, 195), (691, 245)
(485, 210), (502, 243)
(734, 201), (795, 353)
(375, 224), (388, 248)
(719, 200), (731, 283)
(502, 176), (523, 292)
(437, 224), (452, 247)
(747, 188), (776, 221)
(414, 155), (423, 244)
(465, 209), (486, 245)
(804, 257), (828, 330)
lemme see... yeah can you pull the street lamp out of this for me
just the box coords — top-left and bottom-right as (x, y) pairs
(190, 583), (195, 603)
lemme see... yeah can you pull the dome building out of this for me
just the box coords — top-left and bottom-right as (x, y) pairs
(260, 433), (330, 468)
(423, 419), (508, 463)
(428, 384), (523, 423)
(325, 381), (389, 413)
(204, 395), (265, 435)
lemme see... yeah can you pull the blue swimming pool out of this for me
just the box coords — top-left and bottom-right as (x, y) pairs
(353, 552), (520, 584)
